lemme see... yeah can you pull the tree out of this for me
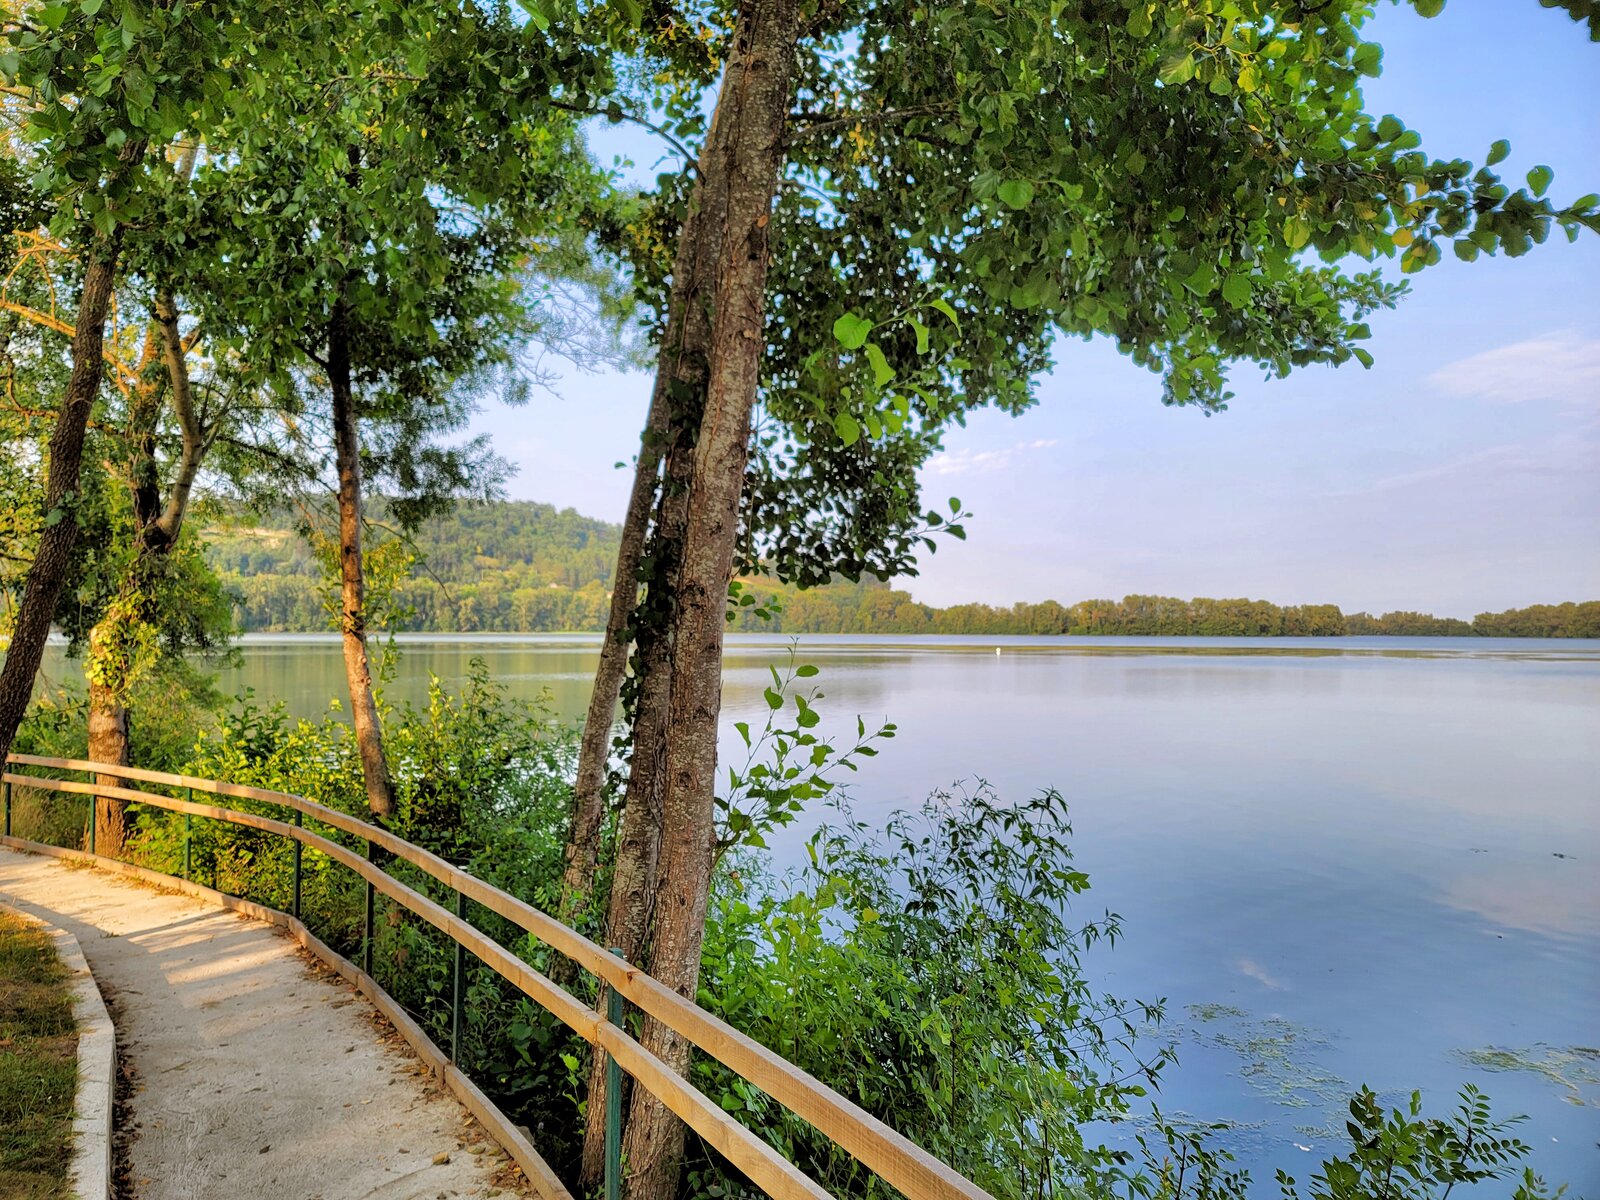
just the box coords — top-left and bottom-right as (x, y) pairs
(171, 4), (611, 818)
(0, 0), (331, 783)
(564, 1), (1599, 1196)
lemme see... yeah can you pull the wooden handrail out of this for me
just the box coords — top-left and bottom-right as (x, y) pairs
(3, 755), (993, 1200)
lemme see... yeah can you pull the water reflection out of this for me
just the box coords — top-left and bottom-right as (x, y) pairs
(30, 632), (1600, 1185)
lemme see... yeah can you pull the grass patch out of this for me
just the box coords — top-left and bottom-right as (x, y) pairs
(0, 910), (79, 1200)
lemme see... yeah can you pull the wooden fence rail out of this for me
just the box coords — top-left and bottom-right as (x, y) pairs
(1, 753), (994, 1200)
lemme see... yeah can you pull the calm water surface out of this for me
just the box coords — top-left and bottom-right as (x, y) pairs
(37, 634), (1600, 1187)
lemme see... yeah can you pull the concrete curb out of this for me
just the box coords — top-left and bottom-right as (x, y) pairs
(0, 899), (115, 1200)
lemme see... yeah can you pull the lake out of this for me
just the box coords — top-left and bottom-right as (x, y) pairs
(34, 633), (1600, 1188)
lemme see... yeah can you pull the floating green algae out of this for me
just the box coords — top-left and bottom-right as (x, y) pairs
(1182, 1004), (1350, 1111)
(1457, 1044), (1600, 1107)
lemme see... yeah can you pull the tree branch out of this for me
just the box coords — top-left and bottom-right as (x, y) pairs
(786, 104), (955, 146)
(549, 100), (701, 172)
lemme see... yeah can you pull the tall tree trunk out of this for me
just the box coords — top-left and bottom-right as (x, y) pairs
(0, 162), (141, 771)
(576, 180), (720, 1197)
(329, 283), (396, 820)
(614, 5), (804, 1198)
(576, 19), (768, 1174)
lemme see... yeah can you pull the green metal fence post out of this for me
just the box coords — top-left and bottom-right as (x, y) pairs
(292, 810), (303, 920)
(451, 891), (467, 1063)
(363, 838), (375, 977)
(183, 813), (192, 881)
(87, 790), (95, 856)
(604, 947), (625, 1200)
(4, 778), (10, 839)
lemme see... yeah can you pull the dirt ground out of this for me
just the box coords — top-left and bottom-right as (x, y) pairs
(0, 847), (535, 1200)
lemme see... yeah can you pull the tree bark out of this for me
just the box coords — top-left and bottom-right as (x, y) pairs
(329, 281), (396, 820)
(0, 161), (142, 771)
(575, 167), (720, 1198)
(576, 12), (785, 1171)
(610, 5), (804, 1198)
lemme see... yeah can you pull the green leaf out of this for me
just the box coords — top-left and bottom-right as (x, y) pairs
(795, 664), (819, 677)
(763, 687), (783, 711)
(80, 0), (104, 13)
(928, 299), (961, 331)
(1352, 347), (1375, 368)
(1221, 273), (1251, 308)
(834, 412), (861, 446)
(1526, 165), (1553, 198)
(863, 342), (895, 387)
(1413, 0), (1445, 16)
(1353, 43), (1382, 78)
(1182, 262), (1217, 296)
(996, 179), (1035, 210)
(1486, 138), (1511, 167)
(1452, 238), (1478, 262)
(39, 3), (70, 28)
(1159, 54), (1195, 86)
(1284, 215), (1312, 250)
(1126, 6), (1152, 37)
(832, 312), (872, 350)
(908, 314), (931, 354)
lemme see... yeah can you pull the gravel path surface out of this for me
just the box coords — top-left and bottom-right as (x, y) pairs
(0, 846), (531, 1200)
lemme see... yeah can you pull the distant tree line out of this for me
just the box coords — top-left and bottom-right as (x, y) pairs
(728, 581), (1600, 639)
(204, 504), (1596, 639)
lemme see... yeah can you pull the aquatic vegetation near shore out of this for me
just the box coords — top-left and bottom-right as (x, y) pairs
(1183, 1004), (1350, 1111)
(1459, 1044), (1600, 1106)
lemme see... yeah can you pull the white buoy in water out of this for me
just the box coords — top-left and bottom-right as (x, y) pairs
(995, 647), (1001, 655)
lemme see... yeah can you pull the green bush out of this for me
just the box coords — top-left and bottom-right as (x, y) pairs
(694, 785), (1170, 1199)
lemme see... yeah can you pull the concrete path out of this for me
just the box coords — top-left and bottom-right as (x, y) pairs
(0, 847), (531, 1200)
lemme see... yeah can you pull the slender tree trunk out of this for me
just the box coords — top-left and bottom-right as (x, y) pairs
(0, 160), (142, 768)
(84, 289), (207, 856)
(329, 283), (396, 820)
(576, 17), (777, 1172)
(87, 623), (131, 853)
(555, 386), (668, 943)
(613, 5), (804, 1198)
(84, 318), (163, 855)
(576, 193), (719, 1196)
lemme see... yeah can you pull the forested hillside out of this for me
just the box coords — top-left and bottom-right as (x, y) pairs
(204, 502), (1598, 638)
(205, 502), (622, 634)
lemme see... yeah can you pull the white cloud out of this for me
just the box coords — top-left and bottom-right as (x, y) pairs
(925, 438), (1061, 477)
(1429, 332), (1600, 407)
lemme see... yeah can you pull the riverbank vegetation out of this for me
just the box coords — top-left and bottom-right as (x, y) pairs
(1, 0), (1596, 1196)
(0, 910), (78, 1200)
(198, 504), (1598, 638)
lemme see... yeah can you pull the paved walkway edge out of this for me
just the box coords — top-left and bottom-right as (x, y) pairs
(0, 835), (573, 1200)
(0, 898), (115, 1200)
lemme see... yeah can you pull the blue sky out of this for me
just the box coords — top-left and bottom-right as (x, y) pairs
(472, 0), (1599, 619)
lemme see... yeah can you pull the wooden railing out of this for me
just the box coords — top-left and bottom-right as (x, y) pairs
(0, 754), (994, 1200)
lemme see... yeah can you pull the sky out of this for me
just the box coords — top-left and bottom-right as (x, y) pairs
(468, 0), (1600, 620)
